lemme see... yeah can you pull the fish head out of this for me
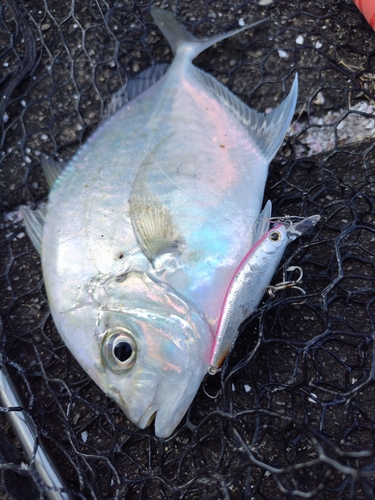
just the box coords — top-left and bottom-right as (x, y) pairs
(78, 271), (213, 438)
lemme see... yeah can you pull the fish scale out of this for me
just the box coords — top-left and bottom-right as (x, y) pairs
(19, 8), (317, 438)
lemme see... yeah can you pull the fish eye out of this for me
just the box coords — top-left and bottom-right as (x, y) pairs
(102, 328), (137, 373)
(269, 230), (282, 242)
(114, 341), (132, 362)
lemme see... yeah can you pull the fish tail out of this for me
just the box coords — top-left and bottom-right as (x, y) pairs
(151, 8), (297, 163)
(151, 7), (265, 61)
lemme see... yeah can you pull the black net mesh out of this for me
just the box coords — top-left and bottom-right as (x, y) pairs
(1, 0), (375, 498)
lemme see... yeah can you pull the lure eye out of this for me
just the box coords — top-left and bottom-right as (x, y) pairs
(102, 328), (137, 373)
(269, 230), (282, 242)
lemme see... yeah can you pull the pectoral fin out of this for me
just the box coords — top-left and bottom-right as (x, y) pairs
(129, 151), (186, 269)
(129, 181), (186, 267)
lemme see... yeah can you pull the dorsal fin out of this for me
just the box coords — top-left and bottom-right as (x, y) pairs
(151, 7), (265, 60)
(194, 67), (298, 163)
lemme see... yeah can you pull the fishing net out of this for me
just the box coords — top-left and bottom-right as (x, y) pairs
(1, 0), (375, 498)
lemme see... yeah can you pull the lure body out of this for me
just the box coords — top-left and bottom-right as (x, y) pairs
(210, 218), (320, 372)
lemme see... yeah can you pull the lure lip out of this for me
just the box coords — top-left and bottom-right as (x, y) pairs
(285, 214), (321, 241)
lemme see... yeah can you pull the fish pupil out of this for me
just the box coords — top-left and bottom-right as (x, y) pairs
(114, 342), (132, 362)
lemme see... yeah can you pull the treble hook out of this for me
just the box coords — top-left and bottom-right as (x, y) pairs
(283, 265), (303, 284)
(266, 266), (306, 305)
(202, 382), (221, 399)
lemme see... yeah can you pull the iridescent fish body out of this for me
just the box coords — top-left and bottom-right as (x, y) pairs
(22, 8), (307, 437)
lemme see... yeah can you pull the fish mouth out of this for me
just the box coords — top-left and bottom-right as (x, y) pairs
(114, 389), (158, 431)
(136, 404), (180, 438)
(137, 406), (158, 429)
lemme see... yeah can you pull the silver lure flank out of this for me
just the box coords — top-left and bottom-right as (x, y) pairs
(209, 215), (320, 373)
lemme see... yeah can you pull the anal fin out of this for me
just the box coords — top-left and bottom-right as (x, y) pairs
(19, 206), (45, 254)
(194, 67), (298, 164)
(105, 64), (169, 119)
(41, 156), (65, 187)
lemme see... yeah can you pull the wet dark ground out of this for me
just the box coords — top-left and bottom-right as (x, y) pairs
(1, 0), (375, 498)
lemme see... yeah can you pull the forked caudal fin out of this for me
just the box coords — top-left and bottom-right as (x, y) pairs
(151, 7), (265, 61)
(151, 7), (298, 166)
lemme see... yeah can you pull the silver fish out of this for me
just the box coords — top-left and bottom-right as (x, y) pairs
(21, 8), (307, 438)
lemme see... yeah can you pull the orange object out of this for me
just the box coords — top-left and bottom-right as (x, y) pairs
(354, 0), (375, 29)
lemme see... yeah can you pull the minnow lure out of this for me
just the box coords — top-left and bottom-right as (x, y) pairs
(209, 215), (320, 374)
